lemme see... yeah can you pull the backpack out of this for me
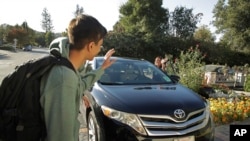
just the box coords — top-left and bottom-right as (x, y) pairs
(0, 49), (75, 141)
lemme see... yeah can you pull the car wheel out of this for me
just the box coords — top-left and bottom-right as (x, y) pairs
(87, 111), (105, 141)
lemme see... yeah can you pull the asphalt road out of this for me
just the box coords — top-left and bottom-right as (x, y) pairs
(0, 47), (49, 83)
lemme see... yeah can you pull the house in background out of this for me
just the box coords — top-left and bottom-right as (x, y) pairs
(203, 65), (246, 88)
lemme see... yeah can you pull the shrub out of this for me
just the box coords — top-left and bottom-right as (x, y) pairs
(211, 83), (231, 94)
(244, 75), (250, 92)
(0, 44), (16, 51)
(172, 45), (205, 92)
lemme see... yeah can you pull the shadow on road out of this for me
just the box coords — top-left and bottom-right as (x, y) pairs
(0, 54), (11, 59)
(0, 49), (12, 59)
(22, 47), (49, 54)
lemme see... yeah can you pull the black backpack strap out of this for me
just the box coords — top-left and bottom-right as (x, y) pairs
(50, 49), (76, 73)
(50, 49), (62, 58)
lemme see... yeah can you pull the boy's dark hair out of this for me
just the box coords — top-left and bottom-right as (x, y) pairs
(67, 14), (107, 50)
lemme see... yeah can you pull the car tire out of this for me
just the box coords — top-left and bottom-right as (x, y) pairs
(87, 111), (105, 141)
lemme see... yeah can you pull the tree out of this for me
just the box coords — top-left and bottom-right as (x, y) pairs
(21, 21), (36, 45)
(74, 4), (84, 17)
(212, 0), (226, 34)
(0, 25), (6, 44)
(21, 21), (28, 32)
(103, 31), (146, 58)
(116, 0), (169, 40)
(45, 31), (54, 47)
(193, 25), (215, 42)
(41, 8), (54, 33)
(6, 26), (29, 47)
(170, 6), (202, 39)
(1, 24), (12, 43)
(213, 0), (250, 52)
(35, 33), (46, 47)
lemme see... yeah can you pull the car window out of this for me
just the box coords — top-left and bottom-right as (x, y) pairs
(96, 59), (173, 85)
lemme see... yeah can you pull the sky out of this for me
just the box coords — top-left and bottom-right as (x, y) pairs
(0, 0), (218, 34)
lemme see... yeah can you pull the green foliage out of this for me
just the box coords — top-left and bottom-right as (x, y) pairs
(193, 25), (215, 42)
(0, 22), (37, 47)
(35, 33), (46, 47)
(213, 0), (250, 52)
(103, 32), (148, 59)
(0, 44), (16, 51)
(174, 46), (205, 92)
(117, 0), (169, 39)
(104, 30), (250, 67)
(244, 75), (250, 92)
(41, 8), (54, 33)
(0, 26), (4, 42)
(6, 27), (29, 47)
(170, 6), (202, 39)
(45, 31), (54, 47)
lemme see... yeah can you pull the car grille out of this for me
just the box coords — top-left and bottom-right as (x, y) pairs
(138, 108), (209, 136)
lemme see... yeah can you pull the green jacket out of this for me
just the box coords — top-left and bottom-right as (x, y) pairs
(40, 37), (104, 141)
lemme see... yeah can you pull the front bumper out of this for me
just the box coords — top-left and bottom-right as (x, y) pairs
(103, 116), (214, 141)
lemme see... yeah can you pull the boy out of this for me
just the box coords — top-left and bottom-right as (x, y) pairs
(40, 14), (115, 141)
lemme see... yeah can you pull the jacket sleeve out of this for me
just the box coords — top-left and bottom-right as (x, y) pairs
(79, 67), (104, 92)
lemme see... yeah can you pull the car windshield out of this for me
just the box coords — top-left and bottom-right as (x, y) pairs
(95, 58), (173, 85)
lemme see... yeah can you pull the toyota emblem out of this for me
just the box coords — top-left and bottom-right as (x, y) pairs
(174, 109), (185, 119)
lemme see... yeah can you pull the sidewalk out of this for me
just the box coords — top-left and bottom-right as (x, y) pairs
(235, 90), (250, 96)
(215, 117), (250, 141)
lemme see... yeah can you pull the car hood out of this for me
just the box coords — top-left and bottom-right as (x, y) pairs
(94, 83), (206, 115)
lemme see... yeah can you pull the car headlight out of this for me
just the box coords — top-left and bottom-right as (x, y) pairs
(101, 105), (147, 135)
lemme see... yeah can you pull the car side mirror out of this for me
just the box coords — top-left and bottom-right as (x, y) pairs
(170, 75), (180, 83)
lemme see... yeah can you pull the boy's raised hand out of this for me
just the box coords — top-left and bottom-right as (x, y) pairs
(101, 48), (116, 70)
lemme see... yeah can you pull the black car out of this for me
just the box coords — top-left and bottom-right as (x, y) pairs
(82, 56), (214, 141)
